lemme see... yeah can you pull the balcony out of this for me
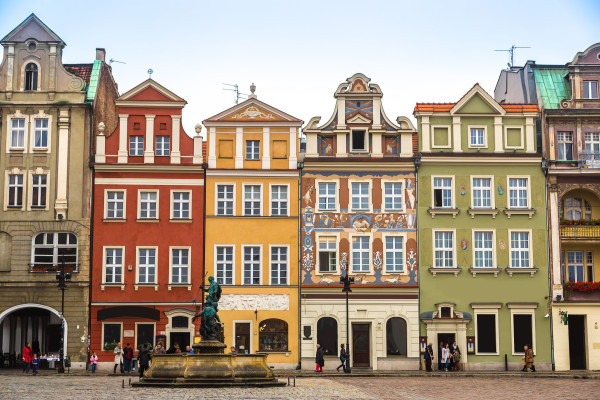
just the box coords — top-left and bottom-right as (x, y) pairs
(579, 151), (600, 169)
(563, 282), (600, 301)
(560, 224), (600, 240)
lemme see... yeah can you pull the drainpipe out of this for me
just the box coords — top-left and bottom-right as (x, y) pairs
(414, 153), (421, 370)
(202, 160), (208, 313)
(296, 160), (302, 370)
(542, 158), (555, 370)
(87, 104), (95, 371)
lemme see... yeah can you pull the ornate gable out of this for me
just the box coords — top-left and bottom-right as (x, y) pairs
(204, 98), (302, 124)
(570, 43), (600, 66)
(1, 13), (63, 44)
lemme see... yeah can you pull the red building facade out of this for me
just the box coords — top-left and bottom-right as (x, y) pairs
(90, 79), (204, 367)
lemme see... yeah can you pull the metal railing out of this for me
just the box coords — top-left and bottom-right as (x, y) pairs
(560, 225), (600, 239)
(579, 151), (600, 169)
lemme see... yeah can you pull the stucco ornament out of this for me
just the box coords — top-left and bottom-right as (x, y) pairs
(499, 240), (506, 251)
(340, 252), (348, 271)
(407, 249), (417, 270)
(218, 294), (289, 311)
(461, 239), (468, 251)
(97, 121), (106, 135)
(232, 106), (274, 120)
(194, 123), (202, 135)
(302, 253), (314, 271)
(373, 251), (383, 270)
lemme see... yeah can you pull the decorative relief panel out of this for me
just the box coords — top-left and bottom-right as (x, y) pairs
(218, 294), (289, 311)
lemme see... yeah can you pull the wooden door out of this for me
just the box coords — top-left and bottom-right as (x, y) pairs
(352, 323), (370, 367)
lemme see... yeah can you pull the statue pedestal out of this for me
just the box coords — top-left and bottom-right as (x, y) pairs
(193, 340), (227, 354)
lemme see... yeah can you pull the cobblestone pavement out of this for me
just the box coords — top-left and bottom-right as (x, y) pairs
(1, 373), (600, 399)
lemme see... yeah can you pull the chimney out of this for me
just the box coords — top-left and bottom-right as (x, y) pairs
(96, 48), (106, 62)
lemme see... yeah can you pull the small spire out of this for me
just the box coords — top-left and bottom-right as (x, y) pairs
(249, 82), (257, 99)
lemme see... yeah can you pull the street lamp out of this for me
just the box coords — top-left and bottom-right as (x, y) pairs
(56, 254), (71, 374)
(340, 253), (353, 373)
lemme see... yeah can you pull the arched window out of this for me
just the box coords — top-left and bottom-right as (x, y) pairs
(317, 317), (338, 356)
(25, 63), (38, 91)
(386, 317), (407, 356)
(31, 233), (78, 272)
(258, 318), (288, 352)
(562, 197), (592, 220)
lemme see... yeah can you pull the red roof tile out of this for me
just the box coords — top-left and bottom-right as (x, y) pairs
(64, 63), (93, 85)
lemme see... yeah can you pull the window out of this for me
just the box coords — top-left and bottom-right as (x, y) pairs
(31, 174), (47, 208)
(351, 130), (367, 151)
(434, 231), (454, 268)
(585, 132), (600, 155)
(384, 236), (404, 272)
(317, 182), (336, 211)
(171, 248), (189, 284)
(216, 185), (234, 215)
(139, 191), (158, 219)
(246, 140), (260, 160)
(583, 80), (599, 99)
(351, 183), (369, 211)
(129, 135), (143, 156)
(243, 246), (261, 285)
(32, 232), (78, 271)
(351, 236), (370, 272)
(138, 248), (156, 284)
(469, 127), (485, 147)
(106, 191), (125, 219)
(383, 182), (403, 211)
(318, 236), (337, 273)
(25, 63), (38, 90)
(433, 178), (452, 208)
(587, 251), (594, 282)
(10, 118), (25, 149)
(172, 316), (189, 328)
(472, 178), (492, 208)
(508, 178), (529, 208)
(136, 323), (155, 350)
(103, 323), (121, 349)
(317, 317), (338, 356)
(155, 135), (170, 156)
(476, 314), (497, 353)
(440, 307), (452, 318)
(473, 231), (493, 268)
(566, 251), (594, 283)
(270, 185), (288, 216)
(258, 319), (288, 352)
(512, 314), (533, 354)
(510, 231), (530, 268)
(172, 192), (190, 219)
(34, 119), (48, 149)
(386, 318), (407, 356)
(216, 246), (234, 285)
(7, 174), (24, 208)
(105, 248), (123, 283)
(244, 185), (261, 216)
(270, 246), (288, 285)
(557, 132), (573, 160)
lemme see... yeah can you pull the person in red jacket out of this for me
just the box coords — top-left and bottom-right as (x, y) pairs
(122, 343), (134, 374)
(22, 342), (32, 373)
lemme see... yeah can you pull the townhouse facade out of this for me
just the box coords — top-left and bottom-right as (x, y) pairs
(300, 74), (420, 370)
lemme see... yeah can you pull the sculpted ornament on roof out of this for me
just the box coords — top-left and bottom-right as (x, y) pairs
(232, 106), (274, 120)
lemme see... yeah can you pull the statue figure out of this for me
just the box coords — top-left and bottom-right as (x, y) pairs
(192, 276), (223, 341)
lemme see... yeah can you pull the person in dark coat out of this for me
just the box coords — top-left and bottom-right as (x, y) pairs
(138, 344), (151, 378)
(122, 343), (133, 373)
(315, 344), (324, 372)
(336, 344), (347, 372)
(424, 342), (433, 372)
(438, 341), (444, 370)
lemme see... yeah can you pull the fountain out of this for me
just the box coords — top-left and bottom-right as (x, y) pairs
(133, 276), (284, 387)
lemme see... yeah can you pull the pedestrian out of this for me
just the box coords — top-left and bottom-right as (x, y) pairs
(315, 344), (324, 372)
(113, 342), (123, 374)
(174, 343), (181, 354)
(122, 343), (133, 373)
(453, 348), (461, 371)
(522, 345), (536, 372)
(185, 345), (194, 354)
(424, 342), (433, 372)
(230, 346), (237, 354)
(90, 351), (98, 374)
(154, 341), (166, 354)
(336, 344), (347, 372)
(31, 353), (39, 375)
(138, 344), (150, 378)
(442, 343), (450, 371)
(438, 341), (444, 370)
(22, 342), (32, 373)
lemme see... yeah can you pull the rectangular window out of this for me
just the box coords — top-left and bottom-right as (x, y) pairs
(557, 132), (573, 161)
(585, 132), (600, 154)
(10, 119), (25, 148)
(434, 231), (454, 268)
(433, 178), (452, 208)
(246, 140), (260, 160)
(244, 185), (261, 216)
(567, 251), (584, 282)
(171, 248), (189, 284)
(510, 232), (530, 268)
(472, 178), (492, 208)
(476, 314), (497, 353)
(385, 236), (404, 272)
(508, 178), (528, 208)
(587, 251), (594, 282)
(138, 248), (156, 284)
(512, 314), (533, 354)
(136, 323), (155, 349)
(31, 174), (47, 208)
(103, 323), (121, 348)
(474, 231), (493, 268)
(215, 246), (233, 285)
(155, 135), (170, 156)
(270, 185), (288, 216)
(139, 191), (158, 219)
(351, 236), (370, 272)
(243, 246), (261, 285)
(470, 128), (485, 147)
(351, 183), (369, 211)
(7, 174), (23, 208)
(318, 182), (336, 211)
(105, 248), (123, 283)
(34, 119), (48, 149)
(172, 192), (190, 219)
(270, 246), (288, 285)
(383, 182), (403, 211)
(216, 185), (234, 215)
(106, 191), (125, 219)
(318, 236), (337, 273)
(129, 135), (144, 156)
(351, 130), (367, 151)
(583, 80), (599, 99)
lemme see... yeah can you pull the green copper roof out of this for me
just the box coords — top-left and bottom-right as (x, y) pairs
(86, 60), (102, 101)
(532, 67), (571, 109)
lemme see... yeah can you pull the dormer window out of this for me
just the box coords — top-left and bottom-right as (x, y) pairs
(25, 63), (38, 91)
(351, 130), (367, 152)
(583, 81), (598, 99)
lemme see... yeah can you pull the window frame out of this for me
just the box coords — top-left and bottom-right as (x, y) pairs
(29, 169), (50, 209)
(504, 125), (525, 150)
(215, 183), (236, 216)
(380, 179), (405, 213)
(350, 128), (368, 152)
(468, 125), (488, 149)
(155, 135), (170, 157)
(269, 245), (289, 286)
(135, 322), (156, 350)
(242, 183), (263, 216)
(348, 180), (372, 213)
(169, 246), (191, 285)
(32, 117), (49, 151)
(101, 322), (123, 350)
(136, 246), (158, 285)
(385, 316), (408, 357)
(269, 183), (290, 217)
(472, 230), (496, 268)
(557, 131), (574, 161)
(382, 233), (406, 274)
(9, 117), (26, 150)
(473, 308), (500, 356)
(102, 246), (125, 285)
(432, 229), (456, 268)
(129, 135), (144, 156)
(506, 176), (531, 210)
(242, 244), (262, 285)
(5, 172), (25, 210)
(508, 229), (533, 268)
(508, 306), (537, 356)
(315, 179), (339, 213)
(430, 125), (452, 149)
(470, 176), (494, 209)
(24, 62), (39, 91)
(350, 234), (371, 274)
(170, 190), (192, 220)
(431, 176), (455, 209)
(215, 245), (235, 285)
(583, 80), (599, 99)
(315, 232), (340, 275)
(104, 189), (127, 220)
(31, 232), (79, 272)
(138, 189), (159, 220)
(258, 318), (288, 352)
(245, 140), (260, 160)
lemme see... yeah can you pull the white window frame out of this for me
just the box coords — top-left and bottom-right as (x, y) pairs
(315, 179), (340, 213)
(30, 110), (52, 153)
(31, 232), (78, 271)
(430, 125), (452, 149)
(136, 246), (158, 285)
(129, 135), (144, 156)
(584, 132), (600, 153)
(382, 233), (407, 274)
(431, 176), (455, 209)
(508, 229), (533, 268)
(472, 230), (496, 268)
(10, 117), (27, 150)
(432, 229), (456, 268)
(557, 131), (574, 161)
(315, 232), (340, 275)
(583, 80), (599, 99)
(5, 171), (25, 210)
(215, 183), (236, 216)
(232, 320), (254, 354)
(506, 176), (531, 210)
(245, 140), (260, 160)
(32, 118), (49, 150)
(104, 189), (127, 220)
(470, 176), (494, 209)
(269, 183), (289, 217)
(155, 135), (170, 156)
(6, 111), (28, 152)
(102, 246), (125, 284)
(350, 128), (368, 152)
(171, 190), (191, 220)
(473, 307), (500, 356)
(468, 125), (487, 148)
(242, 245), (262, 285)
(29, 171), (49, 210)
(349, 180), (372, 212)
(101, 322), (123, 350)
(169, 246), (191, 285)
(380, 179), (405, 213)
(350, 233), (372, 274)
(508, 305), (537, 356)
(215, 245), (235, 285)
(138, 189), (159, 220)
(242, 183), (263, 216)
(504, 126), (525, 150)
(269, 245), (289, 286)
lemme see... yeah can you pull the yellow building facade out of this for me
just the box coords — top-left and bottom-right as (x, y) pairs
(203, 89), (302, 368)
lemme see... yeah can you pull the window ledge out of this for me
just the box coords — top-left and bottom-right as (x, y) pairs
(467, 208), (499, 219)
(505, 267), (539, 277)
(101, 284), (125, 291)
(256, 351), (291, 355)
(30, 205), (47, 209)
(169, 218), (192, 223)
(429, 266), (461, 277)
(136, 218), (160, 223)
(428, 208), (460, 218)
(468, 267), (501, 277)
(32, 148), (48, 152)
(168, 284), (192, 291)
(103, 218), (127, 222)
(9, 148), (24, 152)
(503, 208), (536, 219)
(134, 284), (159, 291)
(6, 206), (24, 210)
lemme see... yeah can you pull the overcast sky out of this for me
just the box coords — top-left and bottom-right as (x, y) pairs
(2, 1), (599, 136)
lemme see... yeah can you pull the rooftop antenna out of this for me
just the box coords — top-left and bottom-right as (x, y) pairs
(222, 83), (248, 105)
(148, 69), (154, 79)
(108, 58), (126, 65)
(495, 45), (531, 68)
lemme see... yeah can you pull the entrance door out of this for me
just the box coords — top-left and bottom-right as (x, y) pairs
(568, 315), (586, 370)
(437, 333), (456, 348)
(234, 323), (251, 354)
(352, 324), (370, 367)
(169, 331), (190, 351)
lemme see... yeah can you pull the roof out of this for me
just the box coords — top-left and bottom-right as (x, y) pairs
(532, 67), (571, 109)
(64, 63), (93, 85)
(413, 103), (539, 113)
(2, 13), (64, 44)
(85, 60), (102, 101)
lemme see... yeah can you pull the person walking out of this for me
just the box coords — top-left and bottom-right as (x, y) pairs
(522, 345), (535, 372)
(315, 344), (324, 372)
(424, 342), (433, 372)
(31, 353), (39, 375)
(123, 343), (133, 373)
(90, 351), (98, 374)
(22, 342), (32, 373)
(452, 348), (461, 371)
(336, 344), (347, 372)
(438, 341), (444, 370)
(442, 343), (450, 371)
(138, 344), (150, 378)
(113, 342), (123, 374)
(154, 341), (166, 354)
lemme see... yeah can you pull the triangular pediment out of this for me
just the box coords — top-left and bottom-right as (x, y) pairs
(347, 114), (371, 124)
(451, 84), (505, 115)
(205, 98), (302, 123)
(118, 79), (186, 103)
(2, 14), (64, 44)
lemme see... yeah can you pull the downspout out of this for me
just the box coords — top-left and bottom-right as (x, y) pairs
(414, 152), (421, 370)
(542, 158), (555, 370)
(87, 102), (94, 371)
(202, 160), (208, 313)
(296, 158), (302, 370)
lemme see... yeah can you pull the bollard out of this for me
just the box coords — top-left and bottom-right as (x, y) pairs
(129, 378), (131, 386)
(293, 376), (296, 387)
(504, 354), (508, 371)
(122, 379), (124, 388)
(244, 380), (247, 389)
(287, 376), (290, 386)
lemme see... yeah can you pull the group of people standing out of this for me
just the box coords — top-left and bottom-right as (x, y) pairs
(423, 341), (461, 372)
(110, 342), (153, 377)
(21, 343), (40, 375)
